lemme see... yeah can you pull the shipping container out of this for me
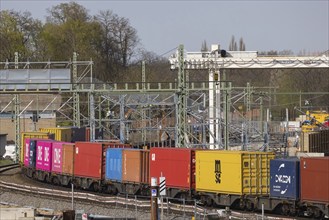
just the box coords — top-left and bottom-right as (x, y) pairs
(36, 140), (54, 172)
(270, 158), (300, 200)
(300, 157), (329, 203)
(28, 139), (37, 168)
(24, 138), (31, 166)
(20, 132), (54, 164)
(39, 127), (72, 142)
(196, 151), (275, 195)
(122, 149), (149, 183)
(150, 148), (195, 189)
(74, 142), (107, 179)
(71, 127), (86, 142)
(85, 127), (103, 141)
(51, 142), (69, 173)
(105, 148), (123, 181)
(62, 143), (75, 175)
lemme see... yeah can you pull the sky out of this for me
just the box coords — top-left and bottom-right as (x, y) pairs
(0, 0), (328, 57)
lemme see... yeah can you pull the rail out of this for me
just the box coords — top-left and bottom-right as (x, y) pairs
(0, 163), (20, 173)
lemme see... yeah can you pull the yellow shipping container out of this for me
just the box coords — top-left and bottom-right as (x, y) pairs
(39, 127), (72, 142)
(196, 150), (275, 195)
(20, 132), (54, 164)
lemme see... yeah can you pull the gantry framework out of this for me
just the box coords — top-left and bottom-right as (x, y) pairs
(1, 47), (329, 162)
(169, 45), (329, 149)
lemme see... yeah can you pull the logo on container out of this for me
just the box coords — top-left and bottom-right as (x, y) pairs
(54, 148), (61, 164)
(44, 147), (50, 162)
(275, 175), (291, 184)
(25, 143), (29, 157)
(214, 160), (221, 184)
(37, 146), (43, 160)
(274, 163), (292, 195)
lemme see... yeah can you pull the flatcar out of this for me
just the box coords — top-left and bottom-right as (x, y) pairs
(21, 139), (329, 219)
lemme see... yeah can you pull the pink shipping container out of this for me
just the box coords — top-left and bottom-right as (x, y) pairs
(24, 138), (52, 167)
(51, 142), (68, 173)
(36, 140), (54, 171)
(24, 139), (31, 166)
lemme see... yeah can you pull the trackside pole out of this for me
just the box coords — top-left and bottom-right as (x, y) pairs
(151, 177), (158, 220)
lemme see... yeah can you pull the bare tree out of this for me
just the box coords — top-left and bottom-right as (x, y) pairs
(94, 10), (139, 81)
(201, 40), (208, 52)
(239, 37), (246, 51)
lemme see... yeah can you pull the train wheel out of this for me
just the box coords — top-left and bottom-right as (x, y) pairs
(239, 200), (246, 210)
(306, 207), (314, 218)
(52, 177), (60, 186)
(281, 204), (290, 216)
(289, 205), (297, 216)
(245, 200), (254, 211)
(106, 185), (113, 194)
(313, 207), (323, 219)
(178, 193), (188, 201)
(91, 183), (100, 192)
(206, 197), (213, 207)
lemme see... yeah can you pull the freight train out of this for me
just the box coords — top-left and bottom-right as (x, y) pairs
(20, 137), (329, 219)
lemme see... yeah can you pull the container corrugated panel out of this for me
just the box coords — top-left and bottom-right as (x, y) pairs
(122, 149), (149, 183)
(51, 142), (69, 173)
(74, 142), (104, 179)
(105, 148), (123, 181)
(270, 158), (300, 200)
(20, 132), (54, 164)
(150, 148), (195, 189)
(301, 157), (329, 203)
(71, 127), (86, 142)
(62, 143), (74, 175)
(24, 138), (53, 167)
(24, 139), (31, 166)
(39, 128), (72, 142)
(196, 150), (275, 195)
(36, 140), (54, 172)
(28, 140), (37, 168)
(85, 127), (103, 141)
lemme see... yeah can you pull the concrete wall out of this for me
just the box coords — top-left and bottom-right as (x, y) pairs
(0, 208), (35, 220)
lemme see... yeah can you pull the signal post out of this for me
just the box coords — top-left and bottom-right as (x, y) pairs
(150, 177), (159, 220)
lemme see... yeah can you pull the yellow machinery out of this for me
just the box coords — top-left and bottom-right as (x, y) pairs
(301, 110), (329, 132)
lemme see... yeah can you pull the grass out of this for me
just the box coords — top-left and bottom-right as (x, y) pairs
(0, 159), (14, 166)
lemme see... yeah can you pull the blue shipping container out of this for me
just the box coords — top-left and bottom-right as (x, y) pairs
(105, 148), (123, 181)
(270, 158), (300, 200)
(28, 140), (37, 168)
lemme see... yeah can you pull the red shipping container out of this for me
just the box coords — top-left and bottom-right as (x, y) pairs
(74, 142), (107, 179)
(301, 157), (329, 203)
(150, 147), (195, 189)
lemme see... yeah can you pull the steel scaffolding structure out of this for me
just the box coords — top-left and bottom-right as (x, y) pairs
(1, 47), (329, 162)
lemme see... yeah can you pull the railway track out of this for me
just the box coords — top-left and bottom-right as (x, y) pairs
(0, 163), (20, 173)
(0, 166), (313, 219)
